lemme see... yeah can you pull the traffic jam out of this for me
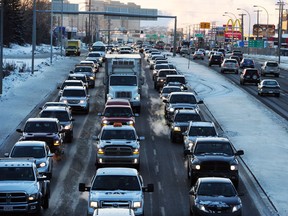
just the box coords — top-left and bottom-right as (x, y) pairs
(1, 40), (282, 216)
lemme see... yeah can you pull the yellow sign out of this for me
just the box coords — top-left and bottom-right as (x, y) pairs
(224, 19), (241, 32)
(200, 22), (210, 29)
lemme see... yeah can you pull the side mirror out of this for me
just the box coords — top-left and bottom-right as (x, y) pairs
(79, 183), (91, 192)
(143, 183), (154, 192)
(16, 128), (22, 133)
(235, 150), (244, 156)
(4, 153), (9, 157)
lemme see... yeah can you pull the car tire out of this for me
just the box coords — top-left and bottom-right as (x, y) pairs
(276, 93), (280, 97)
(66, 133), (73, 143)
(42, 193), (49, 209)
(170, 133), (176, 143)
(275, 74), (280, 77)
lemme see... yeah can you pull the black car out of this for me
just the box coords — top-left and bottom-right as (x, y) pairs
(39, 106), (75, 143)
(170, 109), (203, 143)
(208, 54), (222, 67)
(163, 92), (203, 122)
(16, 118), (64, 155)
(189, 177), (242, 216)
(185, 137), (244, 188)
(240, 68), (260, 85)
(240, 58), (255, 69)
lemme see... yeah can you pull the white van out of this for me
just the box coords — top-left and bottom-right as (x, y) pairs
(93, 208), (135, 216)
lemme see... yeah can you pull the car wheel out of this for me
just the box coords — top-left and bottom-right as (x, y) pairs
(42, 193), (49, 209)
(275, 74), (280, 77)
(276, 93), (280, 97)
(66, 133), (73, 143)
(170, 133), (176, 143)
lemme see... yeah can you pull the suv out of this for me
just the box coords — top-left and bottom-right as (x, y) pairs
(152, 63), (170, 80)
(5, 141), (54, 176)
(94, 124), (144, 169)
(164, 92), (203, 121)
(57, 79), (87, 99)
(59, 86), (90, 114)
(67, 73), (89, 88)
(164, 74), (188, 90)
(185, 137), (244, 187)
(260, 61), (280, 77)
(220, 59), (239, 74)
(154, 69), (178, 91)
(208, 54), (222, 67)
(240, 68), (260, 85)
(39, 106), (75, 143)
(79, 167), (154, 216)
(170, 109), (203, 143)
(71, 65), (96, 88)
(183, 121), (218, 152)
(0, 158), (50, 215)
(98, 105), (137, 127)
(16, 118), (64, 155)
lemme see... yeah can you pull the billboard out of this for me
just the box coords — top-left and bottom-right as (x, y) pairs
(253, 24), (275, 37)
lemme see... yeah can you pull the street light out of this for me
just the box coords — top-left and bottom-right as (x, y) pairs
(237, 8), (251, 40)
(224, 11), (237, 20)
(223, 14), (234, 50)
(254, 5), (269, 38)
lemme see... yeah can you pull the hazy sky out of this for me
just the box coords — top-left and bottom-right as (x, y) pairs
(119, 0), (283, 34)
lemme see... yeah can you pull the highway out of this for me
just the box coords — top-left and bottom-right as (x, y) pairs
(0, 51), (280, 216)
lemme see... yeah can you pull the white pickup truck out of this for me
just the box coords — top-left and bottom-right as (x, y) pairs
(79, 167), (154, 216)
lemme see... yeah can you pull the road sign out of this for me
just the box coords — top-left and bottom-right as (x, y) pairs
(200, 22), (210, 29)
(248, 40), (264, 48)
(195, 33), (203, 38)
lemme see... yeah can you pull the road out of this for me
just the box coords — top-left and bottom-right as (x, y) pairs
(0, 51), (279, 216)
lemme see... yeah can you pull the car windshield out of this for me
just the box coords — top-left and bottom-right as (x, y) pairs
(169, 95), (197, 104)
(158, 70), (177, 77)
(174, 113), (201, 122)
(0, 167), (35, 181)
(104, 107), (133, 117)
(11, 146), (45, 158)
(24, 122), (58, 133)
(266, 62), (278, 67)
(101, 129), (136, 140)
(194, 142), (233, 155)
(263, 80), (278, 85)
(92, 175), (140, 191)
(110, 76), (137, 86)
(74, 67), (92, 73)
(88, 52), (101, 57)
(61, 82), (83, 89)
(40, 111), (70, 121)
(166, 77), (185, 84)
(197, 182), (237, 197)
(188, 126), (217, 136)
(62, 89), (86, 97)
(155, 64), (170, 70)
(162, 87), (181, 94)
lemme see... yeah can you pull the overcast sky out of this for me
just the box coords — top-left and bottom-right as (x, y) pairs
(119, 0), (282, 33)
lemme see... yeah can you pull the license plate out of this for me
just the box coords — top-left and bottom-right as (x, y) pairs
(4, 206), (13, 211)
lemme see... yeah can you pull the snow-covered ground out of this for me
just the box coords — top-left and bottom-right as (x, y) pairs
(1, 45), (288, 215)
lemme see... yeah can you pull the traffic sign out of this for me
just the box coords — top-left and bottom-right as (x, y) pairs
(200, 22), (210, 29)
(248, 40), (264, 48)
(195, 33), (203, 38)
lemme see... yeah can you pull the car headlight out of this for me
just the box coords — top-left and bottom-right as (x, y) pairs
(195, 203), (208, 212)
(135, 95), (140, 101)
(169, 107), (175, 112)
(192, 164), (201, 170)
(97, 148), (104, 154)
(90, 201), (98, 208)
(39, 162), (46, 168)
(61, 99), (68, 103)
(133, 201), (142, 208)
(53, 140), (60, 146)
(89, 76), (95, 80)
(28, 193), (38, 201)
(127, 120), (134, 126)
(230, 165), (238, 171)
(64, 124), (72, 130)
(232, 204), (242, 212)
(133, 148), (139, 155)
(173, 126), (181, 132)
(107, 95), (113, 100)
(102, 120), (109, 125)
(79, 100), (86, 104)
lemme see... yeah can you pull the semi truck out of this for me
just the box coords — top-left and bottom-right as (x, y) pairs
(104, 54), (143, 114)
(65, 39), (81, 56)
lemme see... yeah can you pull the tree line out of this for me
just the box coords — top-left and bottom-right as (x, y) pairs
(2, 0), (51, 47)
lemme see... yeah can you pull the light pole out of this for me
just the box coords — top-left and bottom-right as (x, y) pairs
(237, 8), (251, 54)
(32, 0), (36, 74)
(254, 5), (269, 38)
(254, 9), (262, 40)
(0, 0), (3, 95)
(223, 14), (234, 50)
(277, 0), (285, 63)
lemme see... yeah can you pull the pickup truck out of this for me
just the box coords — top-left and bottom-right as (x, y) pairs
(0, 158), (50, 215)
(79, 167), (154, 216)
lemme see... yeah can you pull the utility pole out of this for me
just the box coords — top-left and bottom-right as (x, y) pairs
(0, 0), (3, 95)
(239, 13), (246, 47)
(255, 9), (261, 41)
(277, 1), (285, 63)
